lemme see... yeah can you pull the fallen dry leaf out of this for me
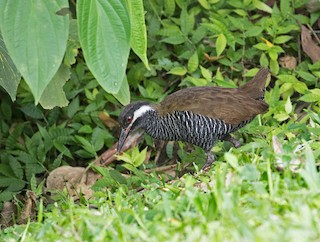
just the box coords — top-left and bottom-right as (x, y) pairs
(18, 191), (36, 224)
(301, 25), (320, 63)
(0, 202), (16, 227)
(46, 166), (102, 200)
(203, 53), (223, 62)
(99, 112), (119, 129)
(279, 55), (297, 70)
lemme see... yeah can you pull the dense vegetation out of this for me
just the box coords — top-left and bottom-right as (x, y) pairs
(0, 0), (320, 240)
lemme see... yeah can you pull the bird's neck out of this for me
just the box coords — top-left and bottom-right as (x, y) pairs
(141, 110), (174, 141)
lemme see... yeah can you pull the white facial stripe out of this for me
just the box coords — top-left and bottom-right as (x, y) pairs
(131, 105), (154, 125)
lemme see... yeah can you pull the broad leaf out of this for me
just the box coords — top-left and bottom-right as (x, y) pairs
(0, 177), (26, 192)
(161, 34), (186, 44)
(0, 34), (20, 101)
(299, 93), (320, 102)
(39, 65), (70, 109)
(128, 0), (149, 69)
(285, 97), (293, 114)
(180, 7), (194, 35)
(200, 66), (212, 81)
(164, 0), (176, 16)
(0, 0), (69, 104)
(198, 0), (210, 9)
(168, 66), (187, 76)
(8, 156), (23, 179)
(77, 0), (130, 94)
(187, 52), (199, 73)
(113, 76), (130, 105)
(109, 170), (127, 185)
(270, 59), (279, 75)
(253, 0), (273, 13)
(274, 35), (293, 44)
(20, 104), (44, 119)
(216, 34), (227, 57)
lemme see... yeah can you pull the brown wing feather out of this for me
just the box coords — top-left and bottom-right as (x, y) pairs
(159, 87), (268, 125)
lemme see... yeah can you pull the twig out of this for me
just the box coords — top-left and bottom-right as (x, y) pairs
(298, 35), (301, 64)
(144, 164), (177, 173)
(307, 24), (320, 44)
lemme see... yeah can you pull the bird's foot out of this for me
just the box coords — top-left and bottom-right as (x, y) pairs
(201, 152), (215, 171)
(223, 134), (241, 148)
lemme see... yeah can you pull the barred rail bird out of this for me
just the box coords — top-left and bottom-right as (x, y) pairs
(117, 68), (269, 170)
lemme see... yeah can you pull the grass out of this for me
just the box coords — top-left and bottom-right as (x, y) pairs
(1, 129), (320, 241)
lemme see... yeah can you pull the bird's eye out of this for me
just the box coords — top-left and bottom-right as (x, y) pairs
(127, 116), (133, 123)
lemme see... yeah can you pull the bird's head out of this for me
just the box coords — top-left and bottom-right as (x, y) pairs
(117, 101), (154, 152)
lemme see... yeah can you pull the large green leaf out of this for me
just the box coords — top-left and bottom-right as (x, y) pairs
(39, 65), (70, 109)
(77, 0), (131, 94)
(216, 34), (227, 57)
(0, 0), (69, 104)
(0, 34), (21, 101)
(128, 0), (149, 70)
(253, 0), (273, 13)
(113, 76), (130, 105)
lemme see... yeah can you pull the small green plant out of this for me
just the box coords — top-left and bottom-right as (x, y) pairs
(117, 146), (148, 168)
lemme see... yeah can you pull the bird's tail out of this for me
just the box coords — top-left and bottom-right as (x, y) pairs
(239, 68), (269, 100)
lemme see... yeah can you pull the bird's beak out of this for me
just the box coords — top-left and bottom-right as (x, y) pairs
(117, 126), (131, 153)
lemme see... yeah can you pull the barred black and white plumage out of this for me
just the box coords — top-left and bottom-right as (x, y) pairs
(143, 110), (234, 152)
(117, 68), (270, 170)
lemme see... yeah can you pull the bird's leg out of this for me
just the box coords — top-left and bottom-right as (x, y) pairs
(201, 151), (215, 171)
(222, 134), (241, 148)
